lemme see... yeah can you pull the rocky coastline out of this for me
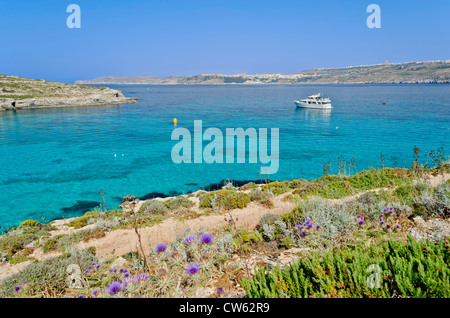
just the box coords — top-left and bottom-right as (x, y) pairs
(0, 75), (137, 111)
(0, 88), (137, 111)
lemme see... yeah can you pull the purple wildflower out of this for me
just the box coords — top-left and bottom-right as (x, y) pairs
(119, 268), (125, 273)
(200, 233), (214, 244)
(135, 273), (150, 281)
(316, 225), (321, 229)
(383, 208), (388, 212)
(111, 268), (117, 273)
(217, 287), (224, 294)
(379, 213), (384, 217)
(14, 286), (20, 292)
(300, 231), (306, 237)
(90, 262), (96, 266)
(386, 224), (391, 229)
(84, 269), (91, 274)
(77, 294), (85, 298)
(379, 221), (385, 225)
(22, 281), (29, 284)
(296, 224), (304, 229)
(186, 263), (200, 274)
(388, 184), (392, 188)
(107, 281), (123, 296)
(396, 224), (400, 228)
(155, 243), (168, 253)
(95, 264), (101, 270)
(307, 223), (313, 229)
(356, 214), (362, 218)
(92, 289), (98, 296)
(358, 220), (364, 225)
(123, 272), (130, 278)
(305, 218), (312, 224)
(184, 236), (197, 245)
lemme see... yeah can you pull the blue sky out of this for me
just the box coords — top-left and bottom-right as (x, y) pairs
(0, 0), (449, 83)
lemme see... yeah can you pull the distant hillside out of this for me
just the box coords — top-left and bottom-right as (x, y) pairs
(76, 60), (450, 85)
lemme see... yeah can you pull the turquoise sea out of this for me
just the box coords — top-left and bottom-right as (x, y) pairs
(0, 84), (449, 230)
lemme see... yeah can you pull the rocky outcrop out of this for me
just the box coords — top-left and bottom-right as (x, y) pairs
(0, 88), (137, 111)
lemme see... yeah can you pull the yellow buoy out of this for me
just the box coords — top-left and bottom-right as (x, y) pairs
(173, 118), (177, 125)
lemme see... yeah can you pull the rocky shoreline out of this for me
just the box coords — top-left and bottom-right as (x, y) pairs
(0, 87), (137, 111)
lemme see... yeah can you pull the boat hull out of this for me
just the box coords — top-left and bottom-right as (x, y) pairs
(294, 101), (333, 109)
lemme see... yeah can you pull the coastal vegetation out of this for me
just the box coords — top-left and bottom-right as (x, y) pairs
(0, 147), (449, 298)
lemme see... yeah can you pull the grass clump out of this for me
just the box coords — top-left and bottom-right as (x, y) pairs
(242, 236), (450, 298)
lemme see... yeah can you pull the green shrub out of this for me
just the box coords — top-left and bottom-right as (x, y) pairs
(239, 182), (257, 191)
(0, 229), (50, 255)
(219, 192), (250, 210)
(239, 230), (262, 243)
(163, 197), (194, 210)
(249, 189), (274, 207)
(256, 213), (279, 233)
(0, 247), (96, 297)
(288, 179), (309, 189)
(8, 255), (35, 265)
(280, 206), (304, 227)
(67, 211), (101, 229)
(18, 220), (41, 229)
(140, 199), (169, 215)
(279, 237), (296, 249)
(199, 190), (250, 210)
(306, 168), (413, 200)
(242, 236), (450, 298)
(261, 181), (290, 195)
(41, 235), (66, 253)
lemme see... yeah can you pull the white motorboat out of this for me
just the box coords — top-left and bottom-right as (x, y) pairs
(295, 93), (332, 109)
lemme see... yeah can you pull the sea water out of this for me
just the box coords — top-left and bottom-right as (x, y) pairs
(0, 84), (449, 229)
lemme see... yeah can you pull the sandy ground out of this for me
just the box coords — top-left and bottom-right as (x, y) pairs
(75, 191), (296, 259)
(1, 172), (448, 282)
